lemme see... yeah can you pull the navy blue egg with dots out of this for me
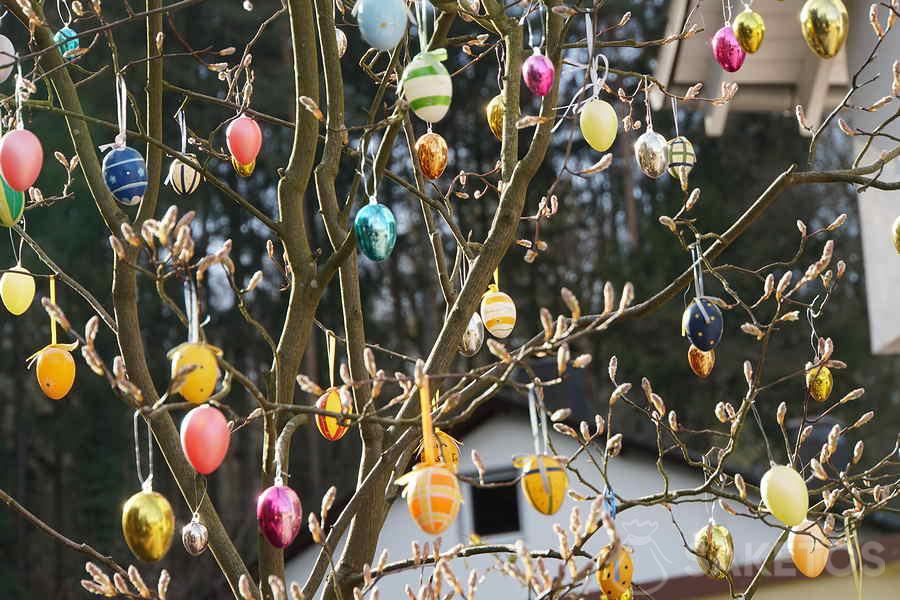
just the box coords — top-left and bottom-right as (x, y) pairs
(682, 297), (724, 351)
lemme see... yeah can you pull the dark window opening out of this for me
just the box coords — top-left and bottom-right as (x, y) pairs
(470, 475), (521, 536)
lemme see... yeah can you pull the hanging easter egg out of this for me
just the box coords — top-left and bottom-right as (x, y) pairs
(356, 0), (408, 51)
(36, 347), (76, 400)
(789, 520), (830, 578)
(687, 345), (715, 378)
(415, 132), (448, 180)
(0, 265), (35, 315)
(805, 363), (833, 402)
(335, 28), (348, 59)
(893, 216), (900, 253)
(634, 129), (669, 179)
(167, 155), (202, 195)
(521, 50), (554, 97)
(712, 26), (746, 72)
(0, 35), (15, 83)
(800, 0), (849, 60)
(486, 94), (505, 140)
(694, 523), (734, 579)
(168, 342), (222, 404)
(0, 129), (43, 192)
(102, 146), (148, 206)
(316, 388), (349, 442)
(516, 454), (568, 515)
(231, 157), (256, 178)
(121, 490), (175, 562)
(180, 404), (231, 474)
(354, 201), (397, 261)
(257, 483), (303, 548)
(396, 463), (461, 535)
(419, 429), (461, 472)
(761, 464), (809, 527)
(732, 8), (765, 54)
(181, 518), (209, 556)
(53, 27), (80, 60)
(480, 289), (516, 339)
(0, 175), (25, 227)
(596, 545), (634, 600)
(667, 136), (696, 191)
(226, 115), (262, 166)
(401, 50), (452, 123)
(459, 312), (485, 357)
(579, 98), (618, 152)
(681, 298), (724, 352)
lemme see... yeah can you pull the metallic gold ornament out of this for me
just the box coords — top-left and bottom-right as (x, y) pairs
(595, 545), (634, 600)
(182, 517), (209, 556)
(800, 0), (849, 60)
(415, 132), (448, 180)
(633, 128), (668, 179)
(732, 8), (765, 54)
(486, 94), (505, 140)
(687, 345), (715, 378)
(805, 363), (833, 402)
(122, 490), (175, 562)
(231, 156), (256, 177)
(892, 216), (900, 253)
(694, 523), (734, 579)
(459, 312), (485, 357)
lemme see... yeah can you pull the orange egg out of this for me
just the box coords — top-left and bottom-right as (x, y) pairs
(789, 520), (830, 578)
(36, 347), (76, 400)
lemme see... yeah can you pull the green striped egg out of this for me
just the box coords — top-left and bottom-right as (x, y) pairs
(401, 51), (452, 123)
(0, 175), (24, 227)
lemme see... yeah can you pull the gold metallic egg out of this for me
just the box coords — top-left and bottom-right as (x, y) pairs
(732, 8), (765, 54)
(800, 0), (849, 60)
(486, 94), (505, 140)
(122, 491), (175, 562)
(694, 523), (734, 579)
(688, 345), (715, 378)
(892, 216), (900, 254)
(805, 363), (833, 402)
(231, 156), (256, 177)
(415, 132), (448, 180)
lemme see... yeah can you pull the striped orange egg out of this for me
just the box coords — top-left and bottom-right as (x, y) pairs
(400, 463), (461, 535)
(316, 388), (348, 441)
(480, 290), (516, 339)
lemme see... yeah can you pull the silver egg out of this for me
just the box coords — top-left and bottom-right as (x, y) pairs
(335, 28), (347, 59)
(182, 518), (209, 556)
(459, 312), (485, 357)
(634, 129), (669, 179)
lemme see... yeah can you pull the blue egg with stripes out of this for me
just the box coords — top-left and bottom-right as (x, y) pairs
(53, 27), (80, 60)
(681, 297), (724, 351)
(103, 146), (148, 206)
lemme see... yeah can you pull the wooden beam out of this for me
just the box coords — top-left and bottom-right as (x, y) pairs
(650, 0), (689, 111)
(795, 49), (836, 135)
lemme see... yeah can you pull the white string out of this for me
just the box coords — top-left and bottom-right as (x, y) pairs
(671, 96), (680, 138)
(550, 13), (609, 133)
(177, 108), (188, 154)
(133, 411), (154, 492)
(359, 135), (378, 203)
(643, 77), (654, 131)
(56, 0), (72, 27)
(14, 57), (23, 129)
(99, 75), (128, 151)
(415, 0), (429, 54)
(721, 0), (733, 24)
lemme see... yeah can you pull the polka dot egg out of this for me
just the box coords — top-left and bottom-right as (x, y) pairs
(681, 297), (723, 352)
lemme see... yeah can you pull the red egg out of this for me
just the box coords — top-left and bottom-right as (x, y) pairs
(226, 116), (262, 165)
(180, 405), (231, 475)
(0, 129), (43, 191)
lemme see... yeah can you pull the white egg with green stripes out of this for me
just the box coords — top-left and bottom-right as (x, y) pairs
(401, 50), (452, 124)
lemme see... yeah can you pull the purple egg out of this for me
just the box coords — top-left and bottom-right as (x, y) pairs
(256, 484), (303, 548)
(712, 26), (746, 73)
(522, 53), (555, 97)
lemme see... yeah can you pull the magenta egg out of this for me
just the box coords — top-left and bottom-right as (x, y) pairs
(0, 129), (43, 192)
(226, 116), (262, 165)
(180, 405), (231, 475)
(257, 484), (302, 548)
(712, 26), (746, 73)
(522, 53), (555, 97)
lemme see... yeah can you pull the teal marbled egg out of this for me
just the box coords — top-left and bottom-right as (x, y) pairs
(354, 202), (397, 261)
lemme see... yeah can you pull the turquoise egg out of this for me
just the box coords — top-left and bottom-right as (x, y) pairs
(357, 0), (408, 51)
(53, 27), (80, 60)
(354, 202), (397, 261)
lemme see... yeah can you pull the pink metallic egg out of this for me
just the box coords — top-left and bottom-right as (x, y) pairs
(226, 116), (262, 165)
(180, 405), (231, 475)
(0, 129), (43, 191)
(522, 52), (555, 97)
(712, 26), (746, 73)
(257, 484), (303, 548)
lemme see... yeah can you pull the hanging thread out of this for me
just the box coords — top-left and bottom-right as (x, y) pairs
(99, 75), (128, 151)
(551, 13), (609, 132)
(133, 410), (154, 492)
(56, 0), (72, 26)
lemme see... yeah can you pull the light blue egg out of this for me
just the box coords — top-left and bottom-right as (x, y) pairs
(102, 146), (148, 206)
(354, 202), (397, 261)
(53, 27), (80, 60)
(357, 0), (408, 51)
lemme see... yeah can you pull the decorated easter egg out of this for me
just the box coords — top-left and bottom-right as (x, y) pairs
(167, 155), (202, 195)
(0, 265), (35, 315)
(579, 98), (618, 152)
(122, 490), (175, 562)
(354, 202), (397, 261)
(0, 175), (24, 227)
(667, 136), (696, 191)
(480, 289), (516, 339)
(415, 132), (448, 180)
(180, 404), (231, 474)
(397, 463), (461, 535)
(522, 51), (554, 97)
(516, 454), (568, 515)
(257, 484), (303, 548)
(102, 146), (147, 206)
(419, 429), (461, 472)
(596, 545), (633, 600)
(0, 35), (15, 83)
(459, 312), (485, 357)
(688, 345), (715, 378)
(168, 342), (221, 404)
(893, 216), (900, 253)
(226, 116), (262, 165)
(486, 94), (505, 140)
(733, 8), (765, 53)
(335, 28), (348, 58)
(805, 363), (833, 402)
(53, 26), (80, 60)
(761, 464), (809, 527)
(36, 347), (75, 400)
(712, 26), (746, 72)
(800, 0), (849, 60)
(789, 520), (830, 578)
(634, 129), (669, 179)
(0, 129), (43, 192)
(402, 50), (452, 123)
(181, 518), (209, 556)
(681, 298), (724, 352)
(231, 157), (256, 177)
(694, 523), (734, 579)
(357, 0), (408, 51)
(316, 388), (349, 442)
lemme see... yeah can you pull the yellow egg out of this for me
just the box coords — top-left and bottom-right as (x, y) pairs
(761, 464), (809, 527)
(891, 216), (900, 254)
(579, 99), (618, 152)
(486, 94), (505, 140)
(36, 347), (76, 400)
(516, 454), (568, 515)
(694, 523), (734, 579)
(596, 545), (634, 600)
(805, 363), (833, 402)
(789, 520), (830, 578)
(168, 342), (221, 404)
(732, 8), (765, 53)
(800, 0), (849, 60)
(122, 490), (175, 562)
(0, 265), (35, 315)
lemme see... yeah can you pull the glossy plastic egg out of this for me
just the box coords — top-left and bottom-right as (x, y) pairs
(182, 519), (209, 556)
(761, 464), (809, 527)
(167, 155), (202, 195)
(805, 364), (833, 402)
(415, 132), (448, 180)
(0, 129), (43, 192)
(522, 51), (554, 97)
(694, 523), (734, 579)
(579, 98), (618, 152)
(0, 175), (24, 227)
(459, 312), (484, 357)
(397, 463), (461, 535)
(0, 35), (15, 83)
(712, 26), (746, 72)
(354, 202), (397, 261)
(102, 146), (147, 206)
(316, 388), (348, 441)
(357, 0), (408, 51)
(36, 347), (76, 400)
(257, 484), (303, 548)
(480, 289), (516, 338)
(122, 490), (175, 562)
(892, 216), (900, 253)
(733, 8), (765, 53)
(486, 94), (505, 140)
(226, 116), (262, 165)
(516, 454), (568, 515)
(681, 298), (724, 352)
(688, 345), (715, 378)
(180, 404), (231, 474)
(231, 157), (256, 177)
(168, 342), (221, 404)
(634, 129), (669, 179)
(402, 51), (452, 123)
(800, 0), (848, 60)
(667, 136), (696, 191)
(596, 545), (633, 600)
(53, 27), (80, 60)
(789, 520), (830, 578)
(0, 265), (35, 315)
(419, 429), (460, 472)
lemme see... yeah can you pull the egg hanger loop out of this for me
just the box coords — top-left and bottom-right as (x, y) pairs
(550, 13), (608, 133)
(99, 74), (128, 151)
(721, 0), (734, 25)
(413, 0), (432, 54)
(183, 277), (201, 344)
(14, 57), (23, 129)
(9, 217), (24, 266)
(191, 473), (208, 520)
(177, 107), (188, 155)
(56, 0), (72, 27)
(418, 375), (437, 464)
(326, 328), (337, 389)
(133, 410), (154, 492)
(642, 76), (654, 132)
(806, 299), (822, 358)
(671, 96), (680, 138)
